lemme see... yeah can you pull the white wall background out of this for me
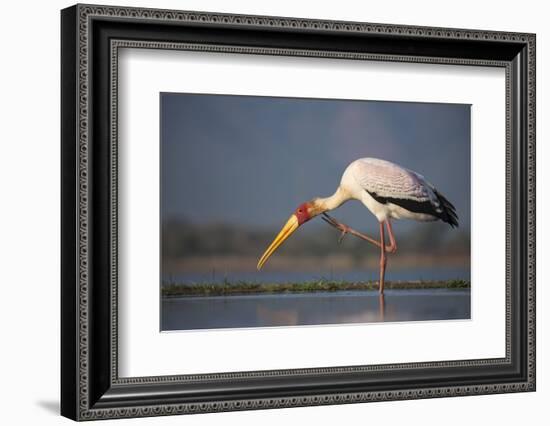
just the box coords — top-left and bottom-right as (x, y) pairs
(0, 0), (545, 424)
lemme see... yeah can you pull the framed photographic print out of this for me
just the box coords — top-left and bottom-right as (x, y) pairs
(61, 4), (536, 421)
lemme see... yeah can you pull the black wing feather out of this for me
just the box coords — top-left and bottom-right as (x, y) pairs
(434, 190), (459, 228)
(367, 189), (459, 228)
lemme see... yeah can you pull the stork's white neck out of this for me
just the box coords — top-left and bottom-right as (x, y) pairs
(315, 187), (350, 213)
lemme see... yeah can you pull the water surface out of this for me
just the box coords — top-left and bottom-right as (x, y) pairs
(161, 289), (470, 331)
(164, 266), (470, 286)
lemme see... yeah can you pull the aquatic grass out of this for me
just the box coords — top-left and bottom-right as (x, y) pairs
(161, 279), (470, 297)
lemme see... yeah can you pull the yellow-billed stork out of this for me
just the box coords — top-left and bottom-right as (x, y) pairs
(257, 158), (459, 294)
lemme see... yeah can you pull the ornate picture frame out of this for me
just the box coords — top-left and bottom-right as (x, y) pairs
(61, 4), (535, 420)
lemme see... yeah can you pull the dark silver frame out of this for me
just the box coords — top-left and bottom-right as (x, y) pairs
(61, 4), (536, 421)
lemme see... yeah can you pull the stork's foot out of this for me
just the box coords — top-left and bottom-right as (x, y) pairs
(321, 214), (351, 243)
(321, 213), (382, 248)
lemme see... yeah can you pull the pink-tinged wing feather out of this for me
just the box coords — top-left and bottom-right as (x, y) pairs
(351, 158), (436, 203)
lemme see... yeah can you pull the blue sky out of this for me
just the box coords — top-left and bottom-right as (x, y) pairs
(161, 93), (470, 234)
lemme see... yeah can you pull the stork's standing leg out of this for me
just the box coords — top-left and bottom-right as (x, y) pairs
(379, 222), (387, 294)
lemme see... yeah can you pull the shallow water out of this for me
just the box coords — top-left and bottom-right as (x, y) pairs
(161, 289), (471, 331)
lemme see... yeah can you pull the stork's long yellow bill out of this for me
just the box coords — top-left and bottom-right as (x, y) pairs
(257, 215), (299, 270)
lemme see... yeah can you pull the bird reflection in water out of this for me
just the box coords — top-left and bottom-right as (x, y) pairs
(378, 293), (385, 322)
(256, 305), (299, 326)
(255, 292), (387, 327)
(162, 289), (470, 330)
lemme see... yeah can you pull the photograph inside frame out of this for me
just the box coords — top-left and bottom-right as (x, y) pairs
(159, 93), (471, 331)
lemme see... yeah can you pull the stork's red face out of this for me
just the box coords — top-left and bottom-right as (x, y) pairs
(294, 202), (312, 225)
(257, 201), (314, 270)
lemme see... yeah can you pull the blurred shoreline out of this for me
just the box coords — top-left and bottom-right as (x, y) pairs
(163, 253), (470, 274)
(162, 279), (470, 297)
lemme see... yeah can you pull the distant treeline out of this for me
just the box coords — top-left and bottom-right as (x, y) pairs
(162, 218), (470, 261)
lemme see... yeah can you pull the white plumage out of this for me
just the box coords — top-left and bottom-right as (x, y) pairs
(339, 158), (458, 226)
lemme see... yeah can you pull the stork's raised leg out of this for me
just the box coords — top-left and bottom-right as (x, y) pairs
(385, 220), (397, 254)
(379, 222), (387, 294)
(321, 213), (384, 249)
(321, 214), (398, 294)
